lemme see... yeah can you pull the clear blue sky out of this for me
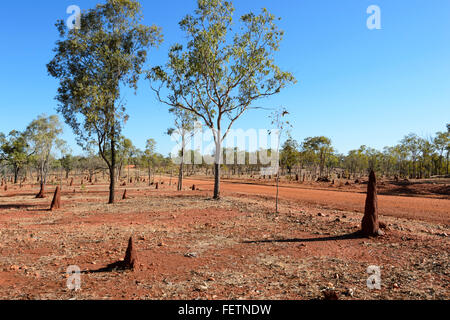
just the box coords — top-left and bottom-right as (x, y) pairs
(1, 0), (449, 156)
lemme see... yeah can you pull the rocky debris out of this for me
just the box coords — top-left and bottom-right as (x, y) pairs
(342, 288), (354, 297)
(322, 289), (339, 300)
(184, 252), (198, 258)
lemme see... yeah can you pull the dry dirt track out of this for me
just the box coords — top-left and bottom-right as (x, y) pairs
(181, 177), (450, 225)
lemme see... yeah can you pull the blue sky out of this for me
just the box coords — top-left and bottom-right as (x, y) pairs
(0, 0), (449, 156)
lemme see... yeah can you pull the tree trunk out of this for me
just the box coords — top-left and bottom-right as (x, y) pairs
(214, 163), (220, 199)
(178, 161), (184, 191)
(36, 182), (45, 199)
(13, 166), (19, 184)
(447, 151), (449, 175)
(275, 170), (280, 213)
(178, 140), (185, 191)
(213, 133), (222, 200)
(148, 166), (152, 186)
(109, 138), (116, 204)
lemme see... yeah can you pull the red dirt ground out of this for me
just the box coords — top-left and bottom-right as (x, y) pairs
(180, 177), (450, 225)
(0, 177), (448, 300)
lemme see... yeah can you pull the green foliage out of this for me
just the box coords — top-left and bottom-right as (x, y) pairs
(150, 0), (295, 142)
(25, 114), (65, 184)
(47, 0), (162, 168)
(0, 130), (30, 181)
(280, 137), (299, 173)
(301, 136), (333, 176)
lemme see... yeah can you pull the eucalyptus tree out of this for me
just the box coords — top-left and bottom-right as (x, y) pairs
(167, 107), (198, 191)
(302, 136), (333, 178)
(434, 131), (450, 175)
(280, 137), (299, 174)
(116, 136), (135, 180)
(47, 0), (162, 203)
(400, 133), (421, 178)
(25, 115), (64, 198)
(0, 130), (31, 184)
(60, 154), (77, 179)
(142, 138), (157, 184)
(149, 0), (295, 199)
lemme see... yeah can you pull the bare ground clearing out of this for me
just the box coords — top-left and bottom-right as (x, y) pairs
(0, 179), (448, 300)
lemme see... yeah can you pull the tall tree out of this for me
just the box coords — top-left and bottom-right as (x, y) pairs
(434, 131), (449, 176)
(47, 0), (162, 203)
(60, 154), (77, 179)
(116, 136), (135, 180)
(280, 136), (299, 174)
(149, 0), (295, 199)
(142, 138), (157, 185)
(25, 115), (64, 198)
(167, 108), (198, 191)
(0, 130), (31, 184)
(302, 136), (333, 178)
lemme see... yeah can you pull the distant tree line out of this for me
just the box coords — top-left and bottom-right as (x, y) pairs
(2, 120), (449, 186)
(278, 125), (450, 180)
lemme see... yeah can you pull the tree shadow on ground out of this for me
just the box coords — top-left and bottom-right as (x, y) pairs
(243, 231), (365, 244)
(0, 193), (39, 198)
(0, 204), (36, 210)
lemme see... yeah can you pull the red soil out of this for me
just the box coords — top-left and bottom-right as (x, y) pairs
(0, 178), (448, 300)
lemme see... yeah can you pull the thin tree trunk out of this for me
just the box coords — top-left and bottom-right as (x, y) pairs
(214, 163), (220, 199)
(276, 171), (280, 213)
(213, 132), (222, 200)
(13, 166), (19, 184)
(148, 166), (152, 186)
(178, 136), (185, 191)
(109, 138), (116, 204)
(178, 161), (184, 191)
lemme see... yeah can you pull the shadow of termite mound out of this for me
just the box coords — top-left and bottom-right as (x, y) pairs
(82, 237), (137, 274)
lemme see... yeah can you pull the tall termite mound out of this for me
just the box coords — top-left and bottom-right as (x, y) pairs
(361, 171), (383, 237)
(50, 186), (61, 210)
